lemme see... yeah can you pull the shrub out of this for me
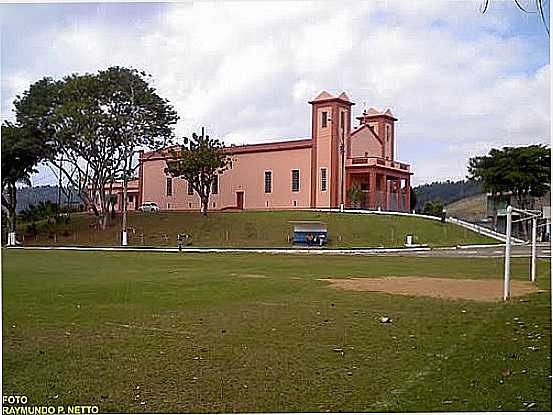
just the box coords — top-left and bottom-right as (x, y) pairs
(25, 222), (38, 237)
(422, 200), (444, 217)
(348, 183), (366, 208)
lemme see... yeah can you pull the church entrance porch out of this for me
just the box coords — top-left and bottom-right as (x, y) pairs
(345, 160), (412, 212)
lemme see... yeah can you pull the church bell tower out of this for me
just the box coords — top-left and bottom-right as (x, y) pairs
(309, 91), (354, 208)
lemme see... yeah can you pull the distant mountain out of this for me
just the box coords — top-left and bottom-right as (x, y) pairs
(15, 185), (83, 212)
(413, 180), (483, 211)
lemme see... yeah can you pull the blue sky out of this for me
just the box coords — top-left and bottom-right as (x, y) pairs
(1, 0), (550, 186)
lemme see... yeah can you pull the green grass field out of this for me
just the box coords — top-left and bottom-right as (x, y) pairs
(20, 210), (496, 248)
(2, 249), (550, 413)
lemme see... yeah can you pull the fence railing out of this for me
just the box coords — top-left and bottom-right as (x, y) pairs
(350, 190), (410, 213)
(347, 157), (410, 171)
(447, 217), (525, 244)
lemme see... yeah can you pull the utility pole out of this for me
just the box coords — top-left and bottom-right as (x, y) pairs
(121, 83), (135, 247)
(121, 151), (131, 246)
(531, 216), (538, 283)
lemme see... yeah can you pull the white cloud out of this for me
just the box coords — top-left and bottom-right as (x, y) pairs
(1, 0), (549, 186)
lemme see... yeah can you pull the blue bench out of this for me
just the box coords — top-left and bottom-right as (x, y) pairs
(290, 221), (328, 246)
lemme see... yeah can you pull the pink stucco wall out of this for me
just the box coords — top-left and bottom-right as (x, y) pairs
(224, 147), (311, 209)
(141, 158), (207, 210)
(141, 146), (312, 210)
(314, 105), (333, 208)
(88, 180), (139, 212)
(349, 126), (383, 159)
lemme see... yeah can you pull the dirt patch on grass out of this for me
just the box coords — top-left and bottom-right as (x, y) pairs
(319, 276), (544, 302)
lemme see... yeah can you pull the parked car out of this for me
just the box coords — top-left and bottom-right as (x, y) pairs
(138, 202), (160, 213)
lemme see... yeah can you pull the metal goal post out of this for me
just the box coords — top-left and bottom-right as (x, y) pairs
(503, 206), (542, 301)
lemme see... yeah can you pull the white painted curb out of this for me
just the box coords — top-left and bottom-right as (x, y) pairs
(7, 243), (509, 256)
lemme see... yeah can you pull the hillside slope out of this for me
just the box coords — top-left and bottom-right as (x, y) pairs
(16, 185), (83, 212)
(414, 180), (482, 210)
(19, 210), (496, 248)
(446, 193), (487, 222)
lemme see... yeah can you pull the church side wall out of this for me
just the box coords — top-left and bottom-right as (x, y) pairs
(141, 146), (312, 210)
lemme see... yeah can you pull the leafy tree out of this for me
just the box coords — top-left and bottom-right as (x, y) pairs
(14, 67), (178, 230)
(165, 131), (231, 216)
(468, 145), (550, 207)
(347, 183), (366, 208)
(14, 75), (105, 223)
(95, 67), (178, 235)
(409, 187), (417, 212)
(19, 201), (58, 223)
(1, 123), (44, 243)
(422, 200), (444, 217)
(468, 145), (550, 237)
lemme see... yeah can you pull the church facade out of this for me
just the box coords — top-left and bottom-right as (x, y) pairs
(126, 91), (412, 212)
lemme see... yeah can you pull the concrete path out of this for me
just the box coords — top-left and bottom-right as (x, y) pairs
(383, 243), (550, 258)
(7, 242), (551, 258)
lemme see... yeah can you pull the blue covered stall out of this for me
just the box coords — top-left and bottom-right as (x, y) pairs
(290, 221), (328, 246)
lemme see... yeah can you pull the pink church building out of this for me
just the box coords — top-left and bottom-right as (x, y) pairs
(121, 91), (412, 212)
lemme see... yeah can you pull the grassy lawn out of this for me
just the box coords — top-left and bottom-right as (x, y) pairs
(19, 210), (496, 248)
(2, 249), (550, 413)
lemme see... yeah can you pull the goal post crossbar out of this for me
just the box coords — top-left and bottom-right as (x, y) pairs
(511, 206), (542, 220)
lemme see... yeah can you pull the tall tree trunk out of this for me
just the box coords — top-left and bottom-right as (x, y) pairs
(66, 188), (72, 220)
(9, 181), (16, 233)
(6, 181), (17, 246)
(97, 185), (111, 231)
(57, 162), (62, 219)
(201, 195), (209, 217)
(101, 212), (109, 231)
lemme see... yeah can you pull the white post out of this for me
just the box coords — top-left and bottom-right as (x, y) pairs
(340, 203), (344, 212)
(503, 206), (513, 301)
(122, 230), (128, 246)
(531, 216), (537, 283)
